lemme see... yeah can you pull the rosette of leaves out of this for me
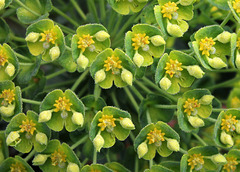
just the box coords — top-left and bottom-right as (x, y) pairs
(0, 0), (12, 10)
(71, 24), (110, 71)
(191, 25), (231, 70)
(214, 109), (240, 148)
(227, 88), (240, 108)
(144, 165), (174, 172)
(180, 146), (222, 172)
(0, 131), (9, 164)
(89, 106), (135, 152)
(221, 149), (240, 172)
(155, 50), (203, 95)
(39, 89), (85, 132)
(25, 19), (65, 62)
(125, 24), (165, 68)
(134, 121), (180, 160)
(0, 43), (19, 81)
(5, 111), (51, 153)
(15, 0), (52, 24)
(177, 89), (214, 132)
(154, 0), (194, 37)
(90, 48), (136, 89)
(0, 156), (34, 172)
(81, 164), (113, 172)
(0, 80), (22, 122)
(32, 139), (81, 172)
(107, 0), (148, 15)
(228, 0), (240, 23)
(0, 18), (10, 43)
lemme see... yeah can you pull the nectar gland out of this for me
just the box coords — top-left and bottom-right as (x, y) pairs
(0, 49), (8, 67)
(104, 55), (122, 75)
(19, 119), (36, 136)
(40, 29), (57, 45)
(199, 37), (215, 57)
(51, 148), (67, 167)
(221, 114), (238, 132)
(223, 157), (238, 172)
(161, 2), (179, 20)
(53, 96), (72, 112)
(0, 89), (15, 106)
(233, 0), (240, 13)
(183, 98), (201, 116)
(132, 33), (150, 50)
(188, 153), (204, 171)
(10, 162), (26, 172)
(164, 59), (183, 78)
(146, 128), (165, 146)
(77, 34), (95, 52)
(98, 115), (116, 132)
(231, 97), (240, 108)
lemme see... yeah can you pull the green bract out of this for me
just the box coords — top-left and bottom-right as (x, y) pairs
(81, 164), (112, 172)
(105, 162), (131, 172)
(155, 50), (201, 95)
(231, 29), (240, 69)
(26, 19), (65, 62)
(134, 121), (180, 160)
(177, 89), (213, 132)
(125, 24), (165, 68)
(90, 48), (136, 89)
(71, 24), (110, 71)
(5, 111), (51, 153)
(107, 0), (148, 15)
(89, 106), (135, 152)
(227, 88), (240, 108)
(209, 0), (229, 10)
(0, 81), (22, 122)
(154, 0), (194, 37)
(145, 165), (173, 172)
(39, 89), (85, 132)
(33, 139), (80, 172)
(229, 0), (240, 23)
(0, 0), (12, 10)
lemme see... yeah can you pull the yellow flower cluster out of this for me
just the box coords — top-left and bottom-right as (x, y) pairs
(77, 34), (95, 52)
(164, 59), (183, 78)
(53, 96), (72, 112)
(183, 98), (201, 116)
(161, 2), (179, 20)
(146, 128), (165, 145)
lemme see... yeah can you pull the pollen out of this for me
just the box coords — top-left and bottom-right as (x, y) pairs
(10, 162), (26, 172)
(51, 148), (67, 166)
(221, 114), (238, 132)
(164, 59), (183, 78)
(223, 157), (238, 172)
(98, 114), (116, 132)
(53, 96), (72, 112)
(0, 49), (8, 67)
(187, 153), (204, 170)
(40, 29), (57, 44)
(19, 119), (36, 135)
(233, 0), (240, 13)
(0, 89), (15, 105)
(199, 37), (215, 57)
(161, 2), (179, 20)
(183, 98), (201, 116)
(146, 128), (165, 145)
(231, 97), (240, 108)
(77, 34), (95, 52)
(132, 33), (150, 50)
(104, 55), (122, 74)
(237, 37), (240, 50)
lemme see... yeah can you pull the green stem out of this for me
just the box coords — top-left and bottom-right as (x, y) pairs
(70, 0), (87, 20)
(111, 92), (120, 107)
(179, 148), (188, 154)
(14, 0), (41, 16)
(192, 133), (207, 146)
(24, 150), (36, 162)
(106, 149), (111, 163)
(123, 87), (139, 112)
(10, 34), (25, 42)
(129, 86), (144, 101)
(211, 69), (239, 73)
(149, 159), (153, 169)
(111, 15), (123, 37)
(205, 117), (217, 123)
(154, 104), (177, 109)
(46, 69), (67, 80)
(107, 10), (117, 31)
(78, 84), (88, 97)
(130, 131), (135, 143)
(55, 22), (75, 34)
(87, 0), (99, 23)
(134, 80), (152, 94)
(146, 110), (152, 124)
(21, 84), (35, 92)
(71, 69), (89, 91)
(99, 0), (106, 22)
(93, 149), (97, 164)
(94, 84), (101, 100)
(22, 98), (41, 105)
(66, 46), (72, 51)
(81, 158), (89, 166)
(212, 108), (226, 112)
(134, 156), (139, 172)
(15, 52), (32, 62)
(45, 79), (76, 90)
(220, 11), (232, 27)
(71, 135), (88, 149)
(207, 76), (240, 90)
(36, 0), (42, 9)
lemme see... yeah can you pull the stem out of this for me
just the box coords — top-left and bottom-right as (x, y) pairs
(134, 80), (152, 94)
(87, 0), (99, 23)
(99, 0), (106, 22)
(24, 150), (36, 162)
(66, 46), (72, 51)
(15, 52), (32, 62)
(14, 0), (41, 16)
(70, 0), (87, 20)
(179, 148), (188, 154)
(134, 156), (139, 172)
(111, 15), (123, 37)
(146, 110), (152, 124)
(154, 104), (177, 109)
(94, 84), (101, 100)
(205, 117), (217, 123)
(71, 135), (88, 149)
(129, 131), (135, 143)
(78, 84), (88, 97)
(22, 98), (41, 105)
(220, 11), (232, 27)
(10, 34), (25, 42)
(54, 22), (75, 34)
(149, 159), (153, 169)
(123, 87), (139, 112)
(107, 10), (117, 31)
(212, 108), (226, 112)
(81, 158), (89, 166)
(192, 133), (207, 146)
(21, 84), (35, 92)
(129, 86), (144, 101)
(106, 150), (111, 163)
(71, 69), (89, 91)
(46, 69), (67, 80)
(93, 149), (97, 164)
(207, 76), (240, 90)
(111, 92), (120, 107)
(211, 69), (239, 73)
(36, 0), (42, 9)
(45, 79), (76, 90)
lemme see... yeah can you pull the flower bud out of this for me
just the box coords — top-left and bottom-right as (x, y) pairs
(0, 104), (15, 117)
(25, 32), (40, 43)
(32, 154), (48, 166)
(5, 63), (15, 77)
(133, 52), (144, 68)
(77, 54), (89, 69)
(199, 95), (214, 105)
(179, 0), (194, 6)
(150, 35), (166, 46)
(71, 112), (84, 126)
(94, 30), (110, 42)
(186, 65), (205, 79)
(207, 57), (227, 69)
(159, 76), (171, 91)
(188, 116), (205, 128)
(236, 51), (240, 69)
(38, 110), (52, 123)
(137, 142), (148, 159)
(49, 46), (60, 61)
(6, 131), (20, 146)
(93, 134), (104, 152)
(35, 132), (48, 145)
(120, 118), (135, 130)
(220, 131), (234, 146)
(166, 138), (180, 152)
(67, 163), (80, 172)
(211, 154), (227, 164)
(94, 69), (106, 83)
(236, 122), (240, 134)
(167, 22), (183, 37)
(0, 0), (5, 10)
(217, 31), (232, 44)
(121, 68), (133, 86)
